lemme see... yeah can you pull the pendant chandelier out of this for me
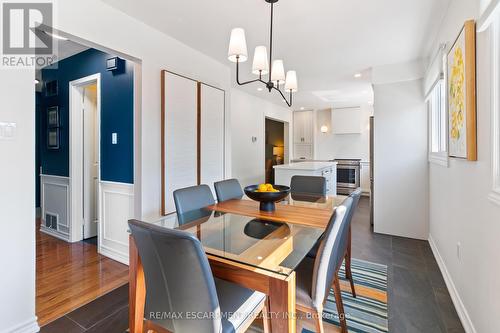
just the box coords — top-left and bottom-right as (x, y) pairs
(227, 0), (298, 107)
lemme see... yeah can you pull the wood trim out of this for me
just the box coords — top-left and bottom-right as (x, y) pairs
(464, 20), (477, 161)
(197, 81), (201, 185)
(129, 235), (145, 333)
(160, 70), (166, 215)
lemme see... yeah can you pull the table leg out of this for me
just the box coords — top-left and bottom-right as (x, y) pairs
(129, 235), (145, 333)
(268, 272), (296, 333)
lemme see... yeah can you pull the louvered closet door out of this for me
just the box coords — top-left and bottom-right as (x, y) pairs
(163, 72), (198, 214)
(200, 83), (225, 195)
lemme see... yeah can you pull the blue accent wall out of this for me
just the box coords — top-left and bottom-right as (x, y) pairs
(39, 48), (134, 183)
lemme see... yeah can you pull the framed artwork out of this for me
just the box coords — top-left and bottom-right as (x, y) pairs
(447, 20), (477, 161)
(47, 128), (60, 150)
(47, 106), (59, 127)
(45, 80), (58, 97)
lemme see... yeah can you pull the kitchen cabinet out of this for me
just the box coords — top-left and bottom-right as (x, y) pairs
(274, 162), (337, 195)
(293, 110), (314, 160)
(294, 110), (314, 143)
(293, 143), (313, 160)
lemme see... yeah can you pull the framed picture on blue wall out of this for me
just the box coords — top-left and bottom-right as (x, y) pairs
(47, 128), (60, 150)
(45, 80), (58, 97)
(47, 106), (59, 127)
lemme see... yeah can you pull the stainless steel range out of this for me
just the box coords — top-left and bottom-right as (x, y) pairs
(332, 159), (361, 195)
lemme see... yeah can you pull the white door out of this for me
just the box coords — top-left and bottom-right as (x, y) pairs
(82, 84), (98, 239)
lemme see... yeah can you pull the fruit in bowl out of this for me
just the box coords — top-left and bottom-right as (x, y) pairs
(244, 184), (290, 212)
(256, 183), (279, 193)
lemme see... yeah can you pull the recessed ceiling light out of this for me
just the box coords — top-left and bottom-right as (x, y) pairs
(34, 79), (39, 84)
(354, 73), (362, 78)
(300, 107), (305, 110)
(45, 31), (68, 41)
(257, 87), (263, 91)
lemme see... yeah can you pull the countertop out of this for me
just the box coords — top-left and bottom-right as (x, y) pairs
(273, 161), (337, 171)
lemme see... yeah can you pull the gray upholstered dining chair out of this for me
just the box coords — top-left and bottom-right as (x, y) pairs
(173, 184), (215, 217)
(295, 197), (353, 333)
(306, 188), (363, 298)
(290, 175), (327, 195)
(128, 219), (270, 333)
(214, 179), (244, 202)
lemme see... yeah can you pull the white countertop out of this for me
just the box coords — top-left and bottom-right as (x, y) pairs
(273, 161), (337, 171)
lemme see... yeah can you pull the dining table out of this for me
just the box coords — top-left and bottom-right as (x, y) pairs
(128, 193), (347, 333)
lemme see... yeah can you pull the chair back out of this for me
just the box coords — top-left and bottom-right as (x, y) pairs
(311, 197), (353, 309)
(214, 178), (244, 202)
(290, 175), (326, 195)
(128, 220), (221, 333)
(345, 188), (362, 225)
(173, 185), (215, 216)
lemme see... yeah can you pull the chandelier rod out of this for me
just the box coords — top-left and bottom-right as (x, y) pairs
(268, 2), (274, 87)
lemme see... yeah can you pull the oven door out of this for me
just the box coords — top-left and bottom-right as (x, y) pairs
(337, 165), (360, 189)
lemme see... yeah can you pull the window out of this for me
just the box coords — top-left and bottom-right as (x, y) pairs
(427, 80), (448, 166)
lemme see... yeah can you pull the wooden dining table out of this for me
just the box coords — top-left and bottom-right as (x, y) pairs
(129, 193), (346, 333)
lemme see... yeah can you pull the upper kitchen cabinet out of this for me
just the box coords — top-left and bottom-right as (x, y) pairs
(332, 107), (362, 134)
(293, 110), (314, 143)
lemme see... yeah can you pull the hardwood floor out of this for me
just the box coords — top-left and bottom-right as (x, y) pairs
(40, 198), (464, 332)
(36, 220), (129, 326)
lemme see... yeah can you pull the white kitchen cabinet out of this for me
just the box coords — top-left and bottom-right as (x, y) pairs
(274, 162), (337, 195)
(332, 107), (362, 134)
(360, 161), (370, 195)
(293, 143), (313, 160)
(294, 110), (314, 143)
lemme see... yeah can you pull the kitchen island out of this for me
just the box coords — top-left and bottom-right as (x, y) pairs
(273, 161), (337, 194)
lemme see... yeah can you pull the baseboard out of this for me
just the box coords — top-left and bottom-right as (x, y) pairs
(4, 316), (40, 333)
(99, 244), (129, 266)
(428, 235), (477, 333)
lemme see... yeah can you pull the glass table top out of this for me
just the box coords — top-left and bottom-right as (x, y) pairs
(146, 209), (325, 277)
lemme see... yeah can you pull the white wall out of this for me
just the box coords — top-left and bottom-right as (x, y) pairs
(428, 1), (500, 332)
(373, 79), (429, 239)
(315, 105), (373, 161)
(54, 0), (232, 221)
(0, 70), (39, 332)
(0, 0), (234, 330)
(231, 89), (293, 187)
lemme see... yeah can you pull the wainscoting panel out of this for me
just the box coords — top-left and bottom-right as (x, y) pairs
(99, 181), (134, 265)
(40, 174), (70, 241)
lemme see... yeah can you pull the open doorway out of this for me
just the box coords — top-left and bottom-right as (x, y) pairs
(265, 118), (286, 184)
(35, 34), (136, 325)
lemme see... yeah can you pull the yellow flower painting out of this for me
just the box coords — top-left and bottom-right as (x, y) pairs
(449, 46), (465, 140)
(447, 20), (476, 160)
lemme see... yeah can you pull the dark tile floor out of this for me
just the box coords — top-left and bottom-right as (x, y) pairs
(40, 197), (464, 333)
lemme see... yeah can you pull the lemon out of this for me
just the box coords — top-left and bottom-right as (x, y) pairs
(257, 184), (268, 192)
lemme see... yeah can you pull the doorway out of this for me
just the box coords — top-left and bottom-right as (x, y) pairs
(265, 118), (286, 184)
(70, 74), (101, 241)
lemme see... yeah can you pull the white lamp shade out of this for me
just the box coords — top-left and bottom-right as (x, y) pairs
(271, 59), (285, 83)
(285, 70), (298, 92)
(252, 46), (269, 75)
(228, 28), (248, 62)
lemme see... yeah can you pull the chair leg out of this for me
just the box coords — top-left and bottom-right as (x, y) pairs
(314, 307), (325, 333)
(262, 299), (271, 333)
(333, 275), (348, 333)
(345, 226), (356, 298)
(344, 253), (356, 298)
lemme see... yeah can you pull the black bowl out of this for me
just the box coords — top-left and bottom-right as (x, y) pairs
(244, 185), (290, 212)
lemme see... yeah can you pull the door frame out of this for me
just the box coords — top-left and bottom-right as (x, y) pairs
(69, 73), (101, 242)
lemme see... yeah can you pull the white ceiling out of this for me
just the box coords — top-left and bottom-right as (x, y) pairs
(102, 0), (450, 110)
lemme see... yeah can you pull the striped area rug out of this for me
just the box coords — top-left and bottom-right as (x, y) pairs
(302, 258), (388, 333)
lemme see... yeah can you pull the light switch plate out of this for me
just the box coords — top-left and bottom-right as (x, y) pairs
(0, 122), (16, 140)
(112, 132), (118, 144)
